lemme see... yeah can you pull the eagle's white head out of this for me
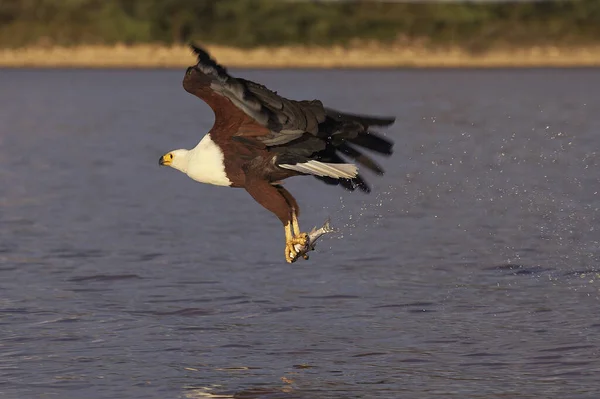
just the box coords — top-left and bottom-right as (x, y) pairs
(158, 135), (232, 187)
(159, 149), (190, 173)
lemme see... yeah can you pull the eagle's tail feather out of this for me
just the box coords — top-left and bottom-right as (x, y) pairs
(306, 151), (371, 193)
(279, 160), (358, 179)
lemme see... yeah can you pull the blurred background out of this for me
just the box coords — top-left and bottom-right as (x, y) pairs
(0, 0), (599, 58)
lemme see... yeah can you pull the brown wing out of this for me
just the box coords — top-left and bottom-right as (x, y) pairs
(182, 44), (326, 145)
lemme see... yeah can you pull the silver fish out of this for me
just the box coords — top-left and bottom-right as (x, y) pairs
(292, 218), (335, 261)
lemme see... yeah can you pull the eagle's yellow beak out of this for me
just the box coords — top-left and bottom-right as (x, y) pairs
(159, 153), (173, 166)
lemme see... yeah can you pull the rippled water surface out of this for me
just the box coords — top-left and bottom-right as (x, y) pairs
(1, 68), (600, 398)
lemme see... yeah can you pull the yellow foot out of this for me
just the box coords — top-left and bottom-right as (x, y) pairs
(285, 233), (309, 263)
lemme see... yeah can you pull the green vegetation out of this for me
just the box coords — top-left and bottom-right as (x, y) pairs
(1, 0), (599, 49)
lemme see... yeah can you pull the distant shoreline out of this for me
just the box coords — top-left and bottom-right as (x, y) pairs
(2, 44), (600, 69)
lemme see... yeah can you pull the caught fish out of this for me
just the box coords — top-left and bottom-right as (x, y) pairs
(293, 218), (335, 261)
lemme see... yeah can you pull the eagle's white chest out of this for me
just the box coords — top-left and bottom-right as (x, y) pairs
(187, 134), (232, 186)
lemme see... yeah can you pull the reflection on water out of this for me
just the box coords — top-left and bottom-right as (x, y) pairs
(183, 381), (299, 399)
(1, 68), (600, 398)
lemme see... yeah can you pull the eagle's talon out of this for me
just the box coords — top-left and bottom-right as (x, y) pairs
(285, 232), (309, 263)
(291, 233), (309, 247)
(285, 243), (297, 263)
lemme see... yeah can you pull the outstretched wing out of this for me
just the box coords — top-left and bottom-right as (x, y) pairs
(183, 44), (326, 145)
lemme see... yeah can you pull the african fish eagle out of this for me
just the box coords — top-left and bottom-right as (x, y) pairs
(159, 45), (395, 263)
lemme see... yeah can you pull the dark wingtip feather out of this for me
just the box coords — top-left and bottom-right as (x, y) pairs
(338, 143), (385, 175)
(325, 108), (396, 127)
(189, 43), (210, 62)
(314, 175), (340, 187)
(314, 175), (371, 193)
(189, 43), (228, 75)
(350, 174), (371, 193)
(366, 116), (395, 127)
(348, 132), (394, 156)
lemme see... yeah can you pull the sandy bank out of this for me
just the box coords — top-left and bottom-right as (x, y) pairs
(1, 44), (600, 68)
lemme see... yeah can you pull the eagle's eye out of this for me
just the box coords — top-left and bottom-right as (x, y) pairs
(168, 153), (173, 159)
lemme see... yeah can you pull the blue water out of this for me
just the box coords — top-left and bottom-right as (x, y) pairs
(1, 68), (600, 398)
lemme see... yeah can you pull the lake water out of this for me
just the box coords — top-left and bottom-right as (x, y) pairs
(1, 68), (600, 398)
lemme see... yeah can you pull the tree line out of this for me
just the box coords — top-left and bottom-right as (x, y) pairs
(1, 0), (599, 49)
